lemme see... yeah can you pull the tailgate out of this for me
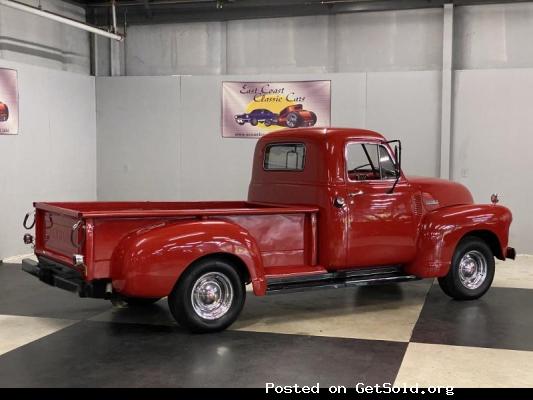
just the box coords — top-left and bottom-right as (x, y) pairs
(35, 209), (84, 266)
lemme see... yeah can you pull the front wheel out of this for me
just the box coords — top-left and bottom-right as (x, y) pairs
(168, 258), (246, 333)
(438, 237), (495, 300)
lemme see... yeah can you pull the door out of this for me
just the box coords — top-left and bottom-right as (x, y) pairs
(342, 141), (418, 268)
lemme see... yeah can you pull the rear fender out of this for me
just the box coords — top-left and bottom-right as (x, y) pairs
(110, 219), (265, 298)
(406, 204), (512, 278)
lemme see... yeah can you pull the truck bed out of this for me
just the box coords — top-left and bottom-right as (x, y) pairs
(33, 201), (320, 282)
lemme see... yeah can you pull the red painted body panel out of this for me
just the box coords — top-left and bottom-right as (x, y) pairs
(405, 204), (512, 277)
(30, 127), (513, 299)
(110, 219), (266, 297)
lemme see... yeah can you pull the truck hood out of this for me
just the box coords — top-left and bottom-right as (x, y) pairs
(407, 176), (474, 210)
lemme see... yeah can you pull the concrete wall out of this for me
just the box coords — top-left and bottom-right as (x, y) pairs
(96, 71), (441, 202)
(454, 3), (533, 70)
(366, 71), (441, 177)
(452, 68), (533, 254)
(123, 8), (444, 76)
(0, 0), (90, 74)
(96, 76), (181, 200)
(0, 59), (96, 260)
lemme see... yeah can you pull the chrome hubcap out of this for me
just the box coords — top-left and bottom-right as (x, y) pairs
(191, 272), (233, 320)
(458, 250), (488, 290)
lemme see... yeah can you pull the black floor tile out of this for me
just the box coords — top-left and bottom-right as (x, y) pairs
(90, 300), (174, 325)
(0, 263), (111, 320)
(0, 320), (407, 388)
(411, 284), (533, 351)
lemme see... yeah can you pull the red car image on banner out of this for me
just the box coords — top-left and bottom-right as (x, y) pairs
(0, 102), (8, 122)
(277, 104), (317, 128)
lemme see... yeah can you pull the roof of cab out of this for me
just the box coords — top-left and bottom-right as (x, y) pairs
(259, 127), (386, 143)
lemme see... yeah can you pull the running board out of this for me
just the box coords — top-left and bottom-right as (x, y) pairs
(266, 266), (419, 295)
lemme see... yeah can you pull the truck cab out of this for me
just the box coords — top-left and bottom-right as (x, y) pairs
(22, 127), (515, 333)
(250, 128), (512, 277)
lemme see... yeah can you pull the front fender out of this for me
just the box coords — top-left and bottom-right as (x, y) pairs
(406, 204), (512, 278)
(110, 219), (265, 298)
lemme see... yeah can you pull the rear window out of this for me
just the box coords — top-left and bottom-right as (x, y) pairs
(264, 143), (305, 171)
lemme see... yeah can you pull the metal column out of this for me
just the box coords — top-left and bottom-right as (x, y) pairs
(440, 3), (454, 179)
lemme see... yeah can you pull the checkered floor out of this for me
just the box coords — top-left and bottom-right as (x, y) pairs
(0, 257), (532, 388)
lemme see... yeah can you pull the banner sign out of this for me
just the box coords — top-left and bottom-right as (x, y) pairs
(222, 80), (331, 138)
(0, 68), (18, 135)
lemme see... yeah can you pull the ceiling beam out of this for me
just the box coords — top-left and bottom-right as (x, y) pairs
(85, 0), (533, 26)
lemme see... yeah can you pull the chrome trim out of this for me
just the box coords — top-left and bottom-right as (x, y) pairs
(458, 250), (488, 290)
(191, 272), (234, 320)
(73, 254), (84, 267)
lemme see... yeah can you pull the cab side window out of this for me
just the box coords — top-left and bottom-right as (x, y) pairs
(346, 143), (396, 181)
(264, 143), (305, 171)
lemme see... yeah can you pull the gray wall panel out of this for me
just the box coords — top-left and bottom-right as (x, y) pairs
(454, 3), (533, 70)
(179, 75), (256, 201)
(452, 69), (533, 253)
(125, 22), (225, 76)
(335, 9), (443, 72)
(96, 76), (181, 201)
(226, 15), (332, 74)
(0, 60), (96, 260)
(366, 71), (441, 177)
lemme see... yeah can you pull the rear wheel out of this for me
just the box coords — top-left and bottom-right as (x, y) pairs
(309, 112), (317, 126)
(168, 258), (246, 333)
(438, 237), (495, 300)
(286, 112), (301, 128)
(264, 119), (272, 127)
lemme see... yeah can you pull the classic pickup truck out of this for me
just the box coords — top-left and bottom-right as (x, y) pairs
(21, 128), (515, 333)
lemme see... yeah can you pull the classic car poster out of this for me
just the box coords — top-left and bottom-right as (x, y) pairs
(0, 68), (19, 135)
(222, 80), (331, 138)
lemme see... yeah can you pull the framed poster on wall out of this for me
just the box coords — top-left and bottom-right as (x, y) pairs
(222, 80), (331, 138)
(0, 68), (19, 135)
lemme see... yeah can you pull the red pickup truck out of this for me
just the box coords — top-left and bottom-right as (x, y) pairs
(21, 128), (515, 333)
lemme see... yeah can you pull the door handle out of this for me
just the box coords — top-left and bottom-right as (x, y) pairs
(333, 196), (346, 209)
(348, 190), (364, 197)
